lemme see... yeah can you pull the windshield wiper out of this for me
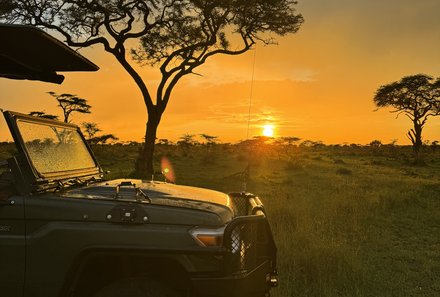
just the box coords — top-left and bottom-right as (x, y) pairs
(54, 176), (101, 192)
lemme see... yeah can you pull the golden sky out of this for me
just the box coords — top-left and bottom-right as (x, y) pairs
(1, 0), (440, 144)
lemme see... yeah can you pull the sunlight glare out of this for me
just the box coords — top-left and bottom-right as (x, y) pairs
(262, 125), (274, 137)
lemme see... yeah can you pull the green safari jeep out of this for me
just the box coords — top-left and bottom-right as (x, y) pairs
(0, 25), (278, 297)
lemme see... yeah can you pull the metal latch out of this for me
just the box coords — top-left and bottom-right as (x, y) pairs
(106, 203), (149, 224)
(115, 181), (151, 203)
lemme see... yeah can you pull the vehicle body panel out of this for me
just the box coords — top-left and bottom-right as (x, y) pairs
(0, 196), (25, 297)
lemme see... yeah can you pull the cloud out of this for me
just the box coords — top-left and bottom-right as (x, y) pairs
(206, 101), (302, 129)
(183, 57), (317, 87)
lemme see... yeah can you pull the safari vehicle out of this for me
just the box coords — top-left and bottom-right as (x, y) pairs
(0, 25), (278, 297)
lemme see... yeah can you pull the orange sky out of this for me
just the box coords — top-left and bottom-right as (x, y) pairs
(1, 0), (440, 144)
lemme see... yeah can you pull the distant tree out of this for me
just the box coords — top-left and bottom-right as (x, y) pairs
(374, 74), (440, 160)
(177, 134), (197, 146)
(157, 139), (173, 146)
(47, 92), (91, 123)
(273, 136), (301, 160)
(200, 134), (218, 144)
(237, 136), (271, 155)
(432, 140), (439, 151)
(200, 134), (218, 152)
(4, 0), (304, 176)
(80, 122), (117, 145)
(369, 140), (382, 148)
(90, 134), (118, 145)
(28, 111), (58, 120)
(177, 134), (197, 155)
(300, 140), (323, 148)
(81, 122), (102, 140)
(388, 139), (398, 147)
(238, 136), (271, 147)
(128, 141), (141, 146)
(281, 136), (301, 146)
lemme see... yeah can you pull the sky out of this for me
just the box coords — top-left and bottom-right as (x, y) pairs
(1, 0), (440, 144)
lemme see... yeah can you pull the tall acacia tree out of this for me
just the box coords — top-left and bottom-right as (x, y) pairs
(4, 0), (304, 176)
(48, 92), (92, 123)
(374, 74), (440, 160)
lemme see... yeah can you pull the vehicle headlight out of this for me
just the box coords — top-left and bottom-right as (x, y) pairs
(189, 226), (225, 247)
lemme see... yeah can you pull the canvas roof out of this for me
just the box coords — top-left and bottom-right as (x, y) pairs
(0, 24), (98, 84)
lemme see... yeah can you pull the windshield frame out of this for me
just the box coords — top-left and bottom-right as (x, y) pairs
(3, 111), (102, 184)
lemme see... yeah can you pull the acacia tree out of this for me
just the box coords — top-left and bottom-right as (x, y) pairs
(374, 74), (440, 160)
(47, 92), (91, 122)
(4, 0), (304, 176)
(28, 111), (59, 120)
(82, 122), (102, 139)
(200, 133), (218, 152)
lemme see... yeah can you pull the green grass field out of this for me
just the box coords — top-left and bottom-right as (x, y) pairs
(2, 142), (439, 296)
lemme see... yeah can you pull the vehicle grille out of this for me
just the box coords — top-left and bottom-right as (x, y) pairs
(223, 213), (276, 275)
(230, 194), (250, 216)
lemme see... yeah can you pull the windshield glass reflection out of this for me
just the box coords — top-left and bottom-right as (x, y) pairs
(17, 120), (96, 175)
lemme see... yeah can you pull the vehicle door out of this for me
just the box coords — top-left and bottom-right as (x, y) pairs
(0, 177), (25, 297)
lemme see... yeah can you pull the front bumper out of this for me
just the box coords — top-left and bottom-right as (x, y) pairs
(192, 193), (278, 297)
(192, 261), (278, 297)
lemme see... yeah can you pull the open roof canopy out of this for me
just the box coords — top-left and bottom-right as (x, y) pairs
(0, 24), (98, 84)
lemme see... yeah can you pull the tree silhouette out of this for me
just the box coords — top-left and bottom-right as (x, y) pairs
(47, 92), (91, 123)
(177, 134), (196, 145)
(81, 122), (102, 140)
(157, 139), (173, 146)
(90, 134), (118, 145)
(432, 140), (439, 151)
(374, 74), (440, 161)
(28, 111), (59, 120)
(177, 134), (197, 155)
(369, 140), (382, 148)
(200, 133), (218, 152)
(4, 0), (303, 176)
(273, 136), (301, 161)
(80, 122), (118, 144)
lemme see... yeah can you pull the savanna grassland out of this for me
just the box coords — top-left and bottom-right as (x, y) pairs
(1, 141), (439, 296)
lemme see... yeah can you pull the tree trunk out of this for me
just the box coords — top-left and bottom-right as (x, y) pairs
(408, 120), (423, 162)
(135, 110), (161, 178)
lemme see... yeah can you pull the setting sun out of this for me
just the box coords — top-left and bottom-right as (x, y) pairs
(262, 125), (274, 137)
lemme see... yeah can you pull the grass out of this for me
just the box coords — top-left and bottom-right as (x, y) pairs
(1, 142), (440, 296)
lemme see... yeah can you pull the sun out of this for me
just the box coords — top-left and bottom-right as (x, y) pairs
(262, 125), (274, 137)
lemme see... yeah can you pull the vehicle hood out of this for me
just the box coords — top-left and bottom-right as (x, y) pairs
(64, 179), (233, 213)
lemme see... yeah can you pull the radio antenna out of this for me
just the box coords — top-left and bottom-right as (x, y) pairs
(246, 46), (257, 140)
(242, 45), (257, 192)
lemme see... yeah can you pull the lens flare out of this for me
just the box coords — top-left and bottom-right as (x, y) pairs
(161, 157), (175, 183)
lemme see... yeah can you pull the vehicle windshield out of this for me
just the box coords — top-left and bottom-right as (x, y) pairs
(17, 120), (96, 175)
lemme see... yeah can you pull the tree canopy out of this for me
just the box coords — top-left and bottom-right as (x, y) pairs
(47, 91), (91, 123)
(374, 74), (440, 159)
(28, 111), (59, 120)
(82, 122), (102, 139)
